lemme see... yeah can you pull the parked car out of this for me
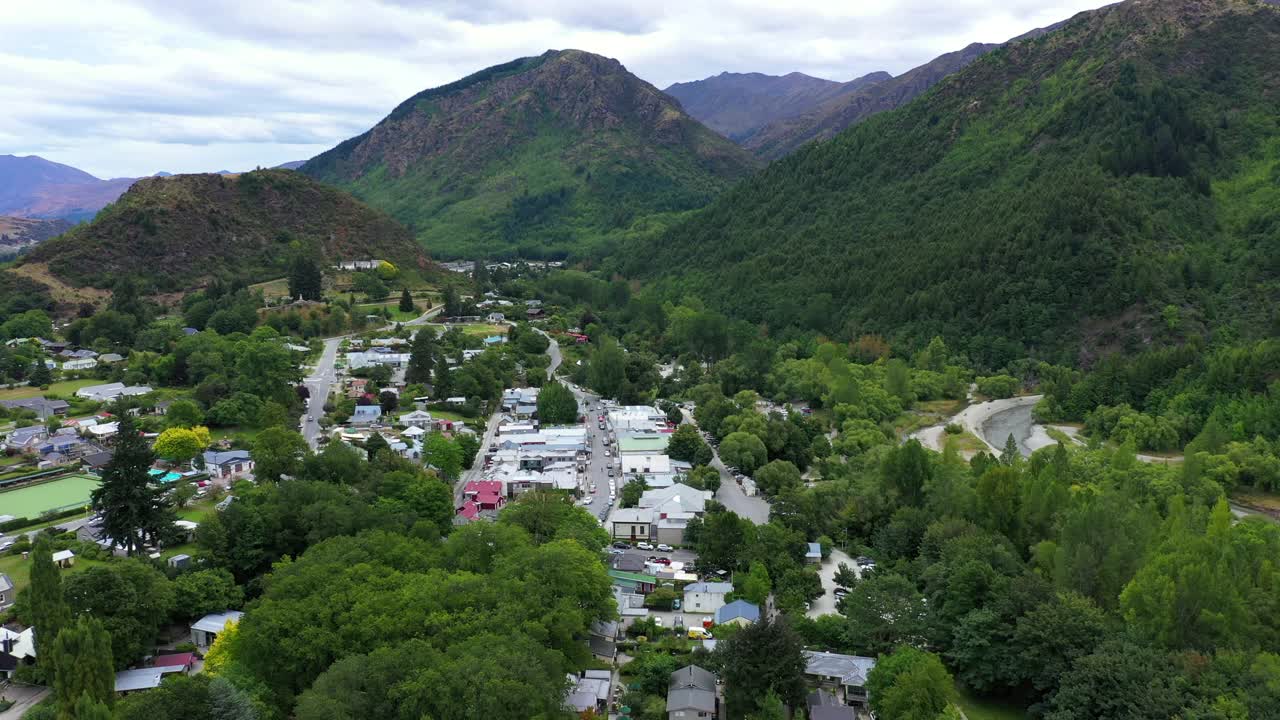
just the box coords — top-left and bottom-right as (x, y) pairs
(855, 556), (875, 567)
(656, 543), (673, 552)
(636, 542), (654, 551)
(607, 548), (626, 555)
(687, 627), (713, 640)
(611, 541), (630, 550)
(650, 557), (671, 566)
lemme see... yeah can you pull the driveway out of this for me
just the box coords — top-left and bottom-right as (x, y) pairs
(807, 547), (858, 618)
(0, 684), (49, 720)
(679, 409), (771, 524)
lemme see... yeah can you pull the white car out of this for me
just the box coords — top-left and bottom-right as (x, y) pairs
(656, 544), (673, 552)
(636, 542), (654, 551)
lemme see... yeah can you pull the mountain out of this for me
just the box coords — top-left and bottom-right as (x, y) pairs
(0, 154), (136, 221)
(301, 49), (760, 259)
(274, 161), (306, 170)
(18, 169), (428, 292)
(663, 71), (890, 142)
(625, 0), (1280, 366)
(0, 215), (73, 254)
(742, 43), (999, 159)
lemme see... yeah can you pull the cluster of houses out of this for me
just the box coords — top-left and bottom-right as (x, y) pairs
(0, 384), (161, 471)
(4, 337), (125, 373)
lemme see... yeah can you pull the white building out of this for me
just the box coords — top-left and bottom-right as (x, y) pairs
(683, 582), (733, 615)
(191, 610), (244, 650)
(75, 383), (154, 403)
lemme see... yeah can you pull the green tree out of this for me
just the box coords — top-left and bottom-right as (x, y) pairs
(63, 560), (175, 667)
(753, 460), (801, 496)
(839, 573), (928, 656)
(405, 328), (436, 385)
(251, 427), (308, 482)
(745, 691), (787, 720)
(51, 615), (115, 719)
(423, 432), (462, 479)
(398, 287), (414, 314)
(364, 432), (390, 462)
(866, 646), (955, 720)
(288, 255), (323, 301)
(720, 431), (768, 474)
(536, 381), (578, 425)
(164, 399), (205, 429)
(73, 695), (113, 720)
(696, 511), (749, 571)
(92, 414), (174, 555)
(739, 561), (772, 606)
(1014, 592), (1110, 703)
(29, 360), (53, 387)
(721, 616), (807, 718)
(621, 477), (647, 508)
(153, 427), (207, 462)
(880, 440), (931, 507)
(667, 424), (711, 464)
(588, 338), (627, 399)
(171, 569), (244, 622)
(28, 534), (71, 658)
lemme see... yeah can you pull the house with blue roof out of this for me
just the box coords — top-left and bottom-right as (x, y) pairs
(806, 542), (823, 563)
(714, 599), (761, 627)
(351, 405), (383, 425)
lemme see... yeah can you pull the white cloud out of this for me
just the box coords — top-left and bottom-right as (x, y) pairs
(0, 0), (1111, 178)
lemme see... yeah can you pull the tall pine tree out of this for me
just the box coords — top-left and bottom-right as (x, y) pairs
(399, 287), (414, 314)
(51, 615), (115, 719)
(406, 329), (436, 385)
(288, 255), (323, 301)
(91, 414), (174, 555)
(29, 534), (70, 658)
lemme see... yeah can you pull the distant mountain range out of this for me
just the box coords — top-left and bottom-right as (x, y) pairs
(0, 215), (73, 255)
(663, 71), (889, 142)
(0, 155), (137, 222)
(301, 49), (759, 259)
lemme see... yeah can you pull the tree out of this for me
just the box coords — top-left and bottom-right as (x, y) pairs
(29, 360), (53, 387)
(171, 569), (244, 622)
(288, 255), (323, 301)
(424, 432), (462, 480)
(588, 338), (627, 399)
(668, 424), (711, 464)
(866, 646), (955, 720)
(28, 534), (70, 658)
(364, 432), (390, 462)
(405, 329), (436, 385)
(164, 399), (204, 429)
(1014, 592), (1110, 703)
(73, 695), (113, 720)
(251, 427), (308, 482)
(880, 440), (931, 507)
(209, 676), (259, 720)
(721, 616), (807, 718)
(536, 381), (578, 425)
(839, 573), (929, 656)
(153, 427), (209, 462)
(456, 432), (481, 470)
(92, 415), (173, 555)
(398, 287), (414, 314)
(1045, 640), (1187, 720)
(696, 511), (748, 572)
(352, 272), (388, 302)
(754, 460), (801, 496)
(621, 477), (646, 508)
(745, 691), (787, 720)
(687, 464), (721, 493)
(51, 615), (115, 719)
(720, 432), (768, 474)
(378, 390), (398, 414)
(63, 560), (175, 667)
(739, 561), (772, 606)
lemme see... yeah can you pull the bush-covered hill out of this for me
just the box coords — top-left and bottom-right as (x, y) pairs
(20, 169), (429, 291)
(302, 49), (760, 260)
(625, 0), (1280, 367)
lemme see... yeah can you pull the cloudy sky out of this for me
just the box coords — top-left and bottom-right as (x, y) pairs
(2, 0), (1111, 179)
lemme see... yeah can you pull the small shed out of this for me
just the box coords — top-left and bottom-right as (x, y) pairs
(191, 610), (244, 650)
(806, 542), (823, 564)
(51, 549), (76, 568)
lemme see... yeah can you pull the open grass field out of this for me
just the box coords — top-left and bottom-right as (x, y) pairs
(458, 323), (507, 338)
(0, 552), (108, 595)
(0, 378), (101, 401)
(355, 303), (421, 323)
(249, 276), (292, 301)
(0, 474), (100, 518)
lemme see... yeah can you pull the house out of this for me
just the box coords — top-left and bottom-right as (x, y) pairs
(608, 570), (657, 594)
(76, 383), (153, 403)
(683, 582), (733, 615)
(714, 600), (761, 627)
(622, 454), (672, 475)
(803, 651), (877, 708)
(337, 260), (381, 271)
(0, 572), (14, 610)
(350, 405), (383, 425)
(115, 668), (165, 694)
(4, 425), (47, 453)
(486, 312), (505, 323)
(482, 335), (505, 346)
(611, 507), (654, 541)
(191, 610), (244, 650)
(617, 434), (671, 455)
(86, 422), (120, 440)
(667, 665), (718, 720)
(808, 690), (857, 720)
(445, 396), (467, 406)
(525, 307), (546, 319)
(461, 480), (506, 511)
(202, 450), (254, 480)
(806, 542), (823, 564)
(589, 619), (619, 661)
(610, 553), (647, 573)
(99, 353), (124, 364)
(51, 550), (76, 568)
(83, 450), (114, 472)
(399, 410), (434, 429)
(62, 356), (99, 371)
(39, 434), (89, 459)
(152, 652), (195, 675)
(566, 670), (611, 714)
(182, 327), (199, 336)
(1, 397), (70, 419)
(0, 627), (36, 679)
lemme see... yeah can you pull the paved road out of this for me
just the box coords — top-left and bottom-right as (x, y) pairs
(0, 684), (48, 720)
(680, 408), (771, 524)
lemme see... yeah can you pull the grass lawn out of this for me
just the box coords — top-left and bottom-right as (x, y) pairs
(0, 552), (109, 595)
(0, 475), (100, 518)
(177, 498), (219, 524)
(918, 399), (968, 416)
(955, 686), (1029, 720)
(210, 426), (261, 445)
(249, 277), (291, 301)
(458, 323), (507, 338)
(944, 431), (989, 455)
(0, 378), (101, 401)
(355, 303), (421, 323)
(417, 409), (472, 423)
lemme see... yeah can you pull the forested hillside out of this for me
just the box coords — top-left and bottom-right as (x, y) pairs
(625, 0), (1280, 367)
(19, 169), (429, 291)
(302, 50), (759, 260)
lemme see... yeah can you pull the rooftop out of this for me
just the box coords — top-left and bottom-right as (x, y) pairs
(192, 610), (244, 634)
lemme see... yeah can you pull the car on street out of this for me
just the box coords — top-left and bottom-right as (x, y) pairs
(604, 449), (611, 457)
(590, 484), (598, 493)
(656, 543), (673, 552)
(649, 557), (671, 565)
(636, 541), (654, 551)
(0, 540), (14, 553)
(607, 548), (625, 555)
(855, 556), (875, 567)
(307, 416), (314, 422)
(611, 541), (630, 550)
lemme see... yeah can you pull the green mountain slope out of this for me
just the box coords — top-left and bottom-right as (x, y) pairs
(21, 169), (428, 290)
(302, 50), (760, 260)
(625, 0), (1280, 366)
